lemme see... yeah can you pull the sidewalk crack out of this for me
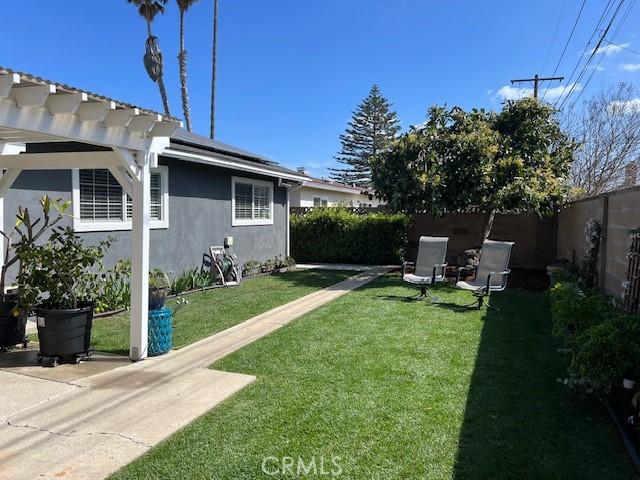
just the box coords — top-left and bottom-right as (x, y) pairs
(5, 420), (151, 448)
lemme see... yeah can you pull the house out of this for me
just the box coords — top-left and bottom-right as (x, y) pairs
(0, 65), (309, 359)
(5, 129), (308, 276)
(289, 171), (383, 208)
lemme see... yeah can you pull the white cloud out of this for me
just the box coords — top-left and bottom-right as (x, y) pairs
(589, 42), (630, 56)
(621, 63), (640, 71)
(494, 83), (582, 102)
(609, 98), (640, 113)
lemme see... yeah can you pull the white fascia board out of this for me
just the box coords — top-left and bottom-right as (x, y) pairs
(164, 148), (309, 183)
(303, 181), (368, 195)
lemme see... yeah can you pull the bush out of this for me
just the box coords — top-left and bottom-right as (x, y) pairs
(571, 314), (640, 392)
(290, 208), (410, 264)
(170, 268), (213, 295)
(96, 259), (131, 313)
(549, 281), (612, 339)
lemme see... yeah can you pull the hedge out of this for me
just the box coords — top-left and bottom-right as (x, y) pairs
(290, 208), (410, 265)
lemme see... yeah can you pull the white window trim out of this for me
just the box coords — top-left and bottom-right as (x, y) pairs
(71, 165), (169, 232)
(313, 195), (329, 207)
(231, 176), (274, 226)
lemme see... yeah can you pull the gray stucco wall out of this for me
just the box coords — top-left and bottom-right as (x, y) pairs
(3, 156), (288, 282)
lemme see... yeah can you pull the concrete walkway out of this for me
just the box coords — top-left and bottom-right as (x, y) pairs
(0, 267), (388, 480)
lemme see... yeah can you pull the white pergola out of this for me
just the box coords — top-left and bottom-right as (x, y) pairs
(0, 67), (181, 361)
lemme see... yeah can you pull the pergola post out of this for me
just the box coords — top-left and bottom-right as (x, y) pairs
(129, 151), (152, 361)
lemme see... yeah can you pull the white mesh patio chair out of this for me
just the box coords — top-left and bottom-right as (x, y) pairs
(402, 236), (449, 300)
(456, 239), (514, 309)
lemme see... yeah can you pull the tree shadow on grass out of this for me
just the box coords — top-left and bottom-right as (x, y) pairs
(452, 291), (635, 480)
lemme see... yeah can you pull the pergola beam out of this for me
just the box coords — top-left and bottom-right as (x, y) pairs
(78, 101), (116, 122)
(108, 166), (133, 196)
(105, 108), (139, 128)
(47, 92), (88, 115)
(11, 84), (57, 107)
(0, 73), (20, 98)
(0, 151), (121, 170)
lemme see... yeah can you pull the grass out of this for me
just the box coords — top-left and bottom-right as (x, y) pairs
(112, 275), (636, 479)
(31, 269), (354, 356)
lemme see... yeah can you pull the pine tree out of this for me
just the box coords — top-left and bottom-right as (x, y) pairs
(329, 85), (400, 186)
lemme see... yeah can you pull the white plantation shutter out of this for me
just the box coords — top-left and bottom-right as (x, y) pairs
(79, 169), (123, 221)
(126, 171), (162, 221)
(254, 184), (271, 219)
(234, 182), (253, 219)
(232, 177), (273, 225)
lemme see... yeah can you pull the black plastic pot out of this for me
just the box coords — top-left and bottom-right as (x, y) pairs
(0, 294), (27, 349)
(35, 304), (93, 357)
(149, 287), (169, 310)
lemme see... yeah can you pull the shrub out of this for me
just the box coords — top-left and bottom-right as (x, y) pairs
(96, 259), (131, 313)
(170, 268), (213, 295)
(549, 281), (612, 339)
(571, 314), (640, 392)
(290, 208), (410, 264)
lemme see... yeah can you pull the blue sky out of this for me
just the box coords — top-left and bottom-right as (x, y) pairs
(2, 1), (639, 177)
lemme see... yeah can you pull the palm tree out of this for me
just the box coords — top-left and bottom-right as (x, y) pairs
(210, 0), (219, 139)
(176, 0), (199, 132)
(128, 0), (172, 116)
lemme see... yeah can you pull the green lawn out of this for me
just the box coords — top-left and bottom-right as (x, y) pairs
(112, 275), (635, 479)
(60, 269), (354, 355)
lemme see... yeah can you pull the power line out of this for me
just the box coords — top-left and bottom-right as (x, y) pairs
(557, 0), (626, 109)
(553, 0), (617, 108)
(603, 38), (640, 55)
(540, 0), (568, 74)
(566, 0), (637, 109)
(541, 0), (587, 101)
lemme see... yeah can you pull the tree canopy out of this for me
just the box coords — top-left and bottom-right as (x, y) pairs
(371, 97), (575, 240)
(329, 85), (400, 187)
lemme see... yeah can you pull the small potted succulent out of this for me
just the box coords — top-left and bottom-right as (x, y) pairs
(16, 226), (111, 365)
(149, 269), (171, 310)
(0, 196), (68, 350)
(274, 255), (289, 273)
(261, 258), (275, 274)
(242, 260), (261, 277)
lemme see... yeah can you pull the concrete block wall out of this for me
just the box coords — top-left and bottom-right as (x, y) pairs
(557, 186), (640, 299)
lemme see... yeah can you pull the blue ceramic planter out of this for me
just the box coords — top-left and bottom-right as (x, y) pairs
(148, 307), (173, 356)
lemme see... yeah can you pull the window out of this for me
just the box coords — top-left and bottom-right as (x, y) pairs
(232, 177), (274, 226)
(313, 196), (328, 207)
(72, 166), (169, 232)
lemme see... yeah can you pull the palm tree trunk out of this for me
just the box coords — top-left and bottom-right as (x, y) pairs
(178, 9), (192, 131)
(210, 0), (219, 140)
(157, 75), (171, 117)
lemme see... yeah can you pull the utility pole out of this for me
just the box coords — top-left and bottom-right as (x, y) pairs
(510, 74), (564, 99)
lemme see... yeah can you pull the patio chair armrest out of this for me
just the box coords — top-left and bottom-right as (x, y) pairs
(402, 261), (414, 280)
(433, 263), (447, 283)
(485, 270), (511, 292)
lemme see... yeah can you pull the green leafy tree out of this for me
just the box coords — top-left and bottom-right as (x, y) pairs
(177, 0), (200, 132)
(329, 85), (400, 187)
(128, 0), (171, 116)
(372, 98), (575, 243)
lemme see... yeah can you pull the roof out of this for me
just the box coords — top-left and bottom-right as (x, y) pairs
(303, 176), (373, 195)
(0, 66), (177, 121)
(167, 129), (309, 182)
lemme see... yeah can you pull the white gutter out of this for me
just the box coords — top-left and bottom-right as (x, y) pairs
(164, 148), (310, 183)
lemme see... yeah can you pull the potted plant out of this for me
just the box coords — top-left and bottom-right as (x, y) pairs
(274, 255), (288, 273)
(261, 258), (275, 274)
(149, 269), (170, 310)
(242, 260), (261, 277)
(0, 196), (68, 350)
(16, 226), (112, 365)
